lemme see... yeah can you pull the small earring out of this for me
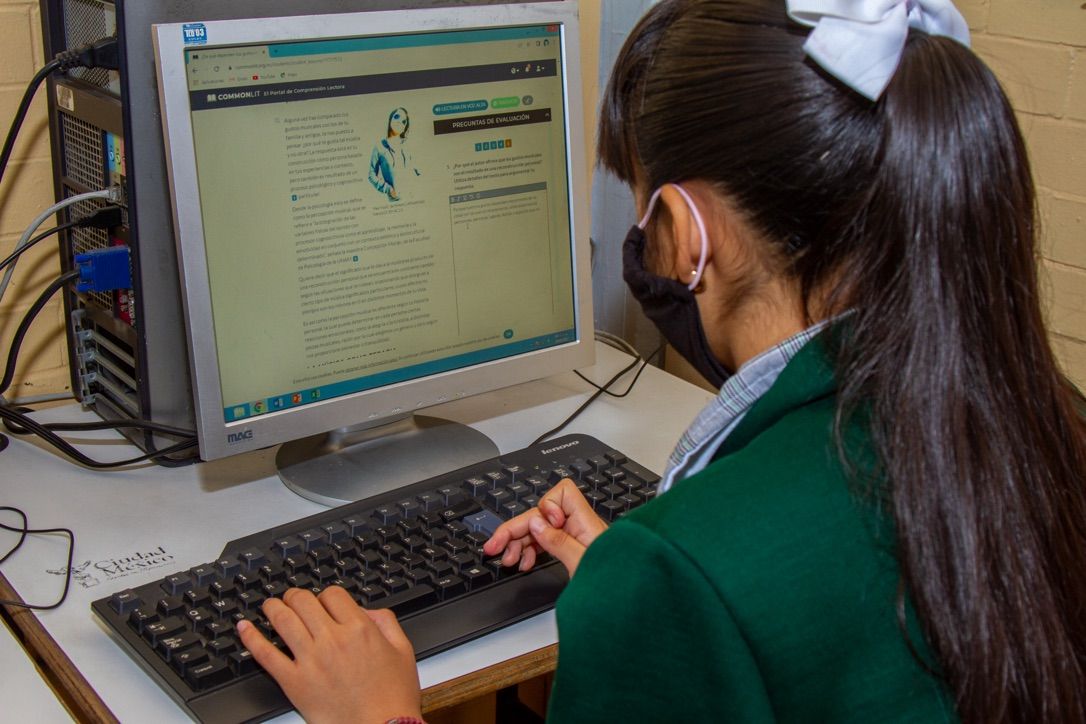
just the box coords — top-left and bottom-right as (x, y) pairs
(690, 270), (705, 293)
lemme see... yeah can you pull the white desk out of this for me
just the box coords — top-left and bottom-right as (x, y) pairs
(0, 343), (713, 722)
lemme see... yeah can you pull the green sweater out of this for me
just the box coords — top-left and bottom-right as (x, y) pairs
(547, 337), (957, 722)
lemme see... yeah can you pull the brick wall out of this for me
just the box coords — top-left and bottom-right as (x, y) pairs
(964, 0), (1086, 388)
(0, 0), (1083, 398)
(0, 0), (68, 399)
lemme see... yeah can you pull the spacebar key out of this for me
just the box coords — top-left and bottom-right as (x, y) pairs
(373, 585), (438, 617)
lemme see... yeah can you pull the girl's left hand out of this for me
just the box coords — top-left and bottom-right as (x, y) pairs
(237, 586), (422, 724)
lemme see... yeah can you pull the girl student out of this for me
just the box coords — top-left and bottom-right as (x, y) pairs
(238, 1), (1086, 721)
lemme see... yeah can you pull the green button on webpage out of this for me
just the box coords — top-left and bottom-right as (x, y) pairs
(491, 96), (520, 109)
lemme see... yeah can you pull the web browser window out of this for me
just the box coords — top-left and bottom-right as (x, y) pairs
(182, 25), (575, 422)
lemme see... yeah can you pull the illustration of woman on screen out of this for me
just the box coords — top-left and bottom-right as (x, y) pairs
(368, 107), (420, 202)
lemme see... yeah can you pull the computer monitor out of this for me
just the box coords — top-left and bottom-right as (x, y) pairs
(151, 1), (593, 505)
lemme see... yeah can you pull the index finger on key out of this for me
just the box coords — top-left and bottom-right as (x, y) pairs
(483, 507), (543, 555)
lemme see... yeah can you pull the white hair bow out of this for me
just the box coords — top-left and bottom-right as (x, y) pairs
(786, 0), (971, 100)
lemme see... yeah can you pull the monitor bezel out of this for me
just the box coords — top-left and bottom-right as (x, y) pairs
(152, 1), (593, 460)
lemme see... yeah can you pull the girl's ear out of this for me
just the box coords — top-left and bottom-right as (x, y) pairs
(657, 184), (713, 286)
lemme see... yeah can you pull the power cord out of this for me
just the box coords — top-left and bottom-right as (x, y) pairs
(0, 506), (75, 611)
(531, 336), (665, 446)
(0, 35), (119, 191)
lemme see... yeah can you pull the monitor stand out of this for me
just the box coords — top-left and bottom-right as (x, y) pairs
(275, 414), (499, 507)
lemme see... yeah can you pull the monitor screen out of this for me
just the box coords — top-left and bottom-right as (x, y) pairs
(153, 2), (592, 500)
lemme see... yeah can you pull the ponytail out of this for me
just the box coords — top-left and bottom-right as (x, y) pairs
(837, 33), (1086, 722)
(599, 3), (1086, 721)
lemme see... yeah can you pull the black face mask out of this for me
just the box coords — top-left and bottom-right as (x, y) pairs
(622, 224), (731, 389)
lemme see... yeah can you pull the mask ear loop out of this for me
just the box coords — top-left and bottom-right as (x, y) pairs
(668, 184), (712, 290)
(637, 185), (709, 291)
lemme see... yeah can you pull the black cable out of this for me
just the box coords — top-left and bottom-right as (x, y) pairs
(0, 207), (122, 287)
(0, 220), (80, 273)
(0, 270), (79, 397)
(2, 35), (119, 189)
(574, 342), (664, 399)
(2, 412), (195, 439)
(0, 269), (198, 465)
(532, 352), (648, 446)
(0, 59), (61, 190)
(0, 405), (197, 467)
(0, 507), (75, 611)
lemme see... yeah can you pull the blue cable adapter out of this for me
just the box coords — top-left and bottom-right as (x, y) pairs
(74, 246), (132, 293)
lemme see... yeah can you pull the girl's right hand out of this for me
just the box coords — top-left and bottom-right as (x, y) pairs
(483, 478), (607, 577)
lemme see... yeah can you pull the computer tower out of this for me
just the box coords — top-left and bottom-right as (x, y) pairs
(37, 0), (534, 459)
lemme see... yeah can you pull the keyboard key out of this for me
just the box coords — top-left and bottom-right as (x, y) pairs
(157, 631), (201, 661)
(396, 518), (423, 536)
(588, 455), (611, 471)
(415, 492), (444, 512)
(236, 548), (266, 571)
(500, 501), (527, 519)
(189, 565), (218, 588)
(206, 637), (238, 658)
(214, 558), (241, 579)
(373, 505), (401, 526)
(449, 551), (476, 571)
(259, 562), (286, 582)
(437, 485), (465, 505)
(161, 574), (193, 596)
(605, 450), (628, 466)
(441, 499), (482, 523)
(228, 649), (258, 676)
(484, 471), (510, 489)
(486, 489), (512, 509)
(297, 529), (326, 551)
(203, 620), (234, 640)
(525, 476), (548, 495)
(172, 646), (209, 674)
(184, 588), (212, 609)
(320, 523), (349, 544)
(307, 546), (335, 567)
(382, 576), (409, 594)
(210, 598), (239, 619)
(108, 589), (142, 615)
(462, 565), (494, 590)
(570, 461), (593, 479)
(274, 537), (303, 558)
(396, 499), (421, 519)
(144, 617), (185, 646)
(210, 579), (237, 599)
(128, 607), (159, 633)
(187, 657), (234, 690)
(622, 461), (661, 486)
(433, 575), (466, 600)
(375, 584), (437, 616)
(598, 499), (626, 522)
(463, 510), (504, 536)
(427, 555), (455, 576)
(600, 483), (625, 499)
(501, 465), (527, 481)
(341, 516), (370, 537)
(157, 596), (185, 618)
(463, 477), (490, 498)
(184, 607), (215, 630)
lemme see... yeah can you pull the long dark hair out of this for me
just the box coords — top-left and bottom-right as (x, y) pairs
(599, 1), (1086, 721)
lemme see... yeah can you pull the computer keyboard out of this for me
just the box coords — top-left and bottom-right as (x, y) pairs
(92, 433), (660, 724)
